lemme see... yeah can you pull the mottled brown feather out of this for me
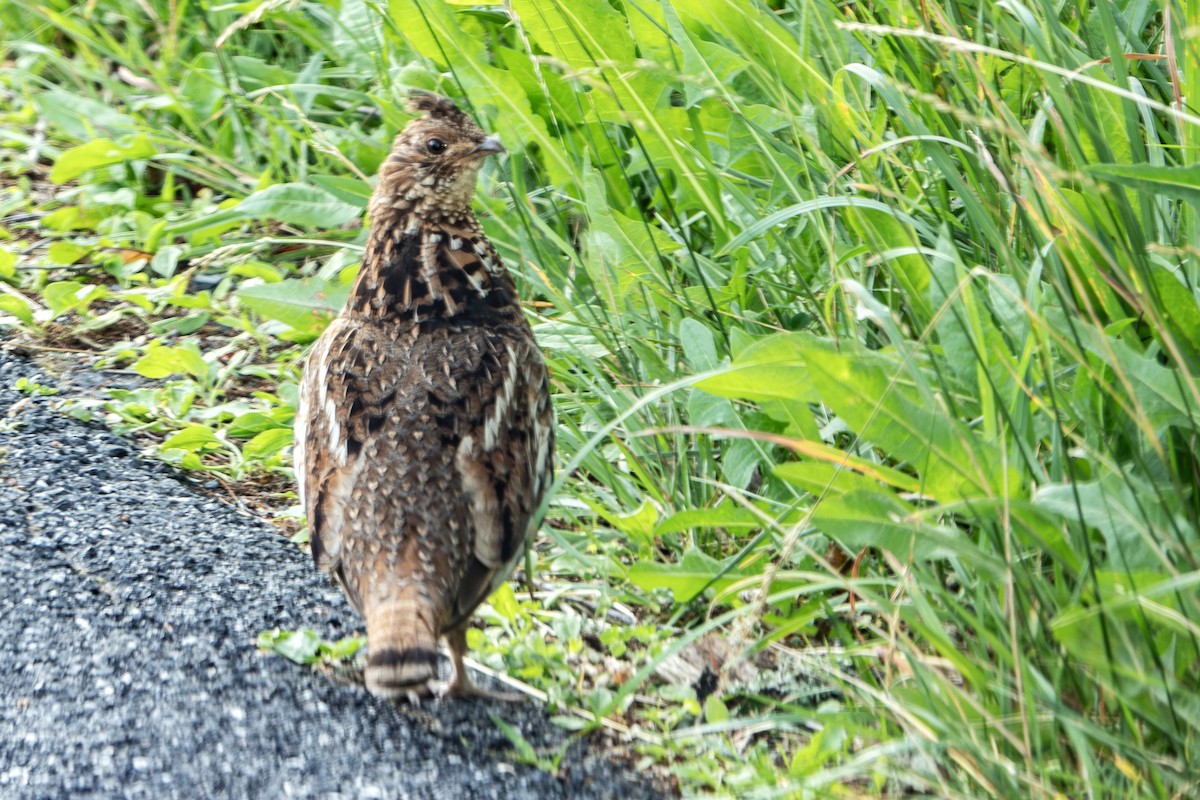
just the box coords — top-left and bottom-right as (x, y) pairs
(294, 94), (554, 699)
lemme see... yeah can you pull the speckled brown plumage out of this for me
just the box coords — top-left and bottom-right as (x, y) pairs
(294, 93), (554, 699)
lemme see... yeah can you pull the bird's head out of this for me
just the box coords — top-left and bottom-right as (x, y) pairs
(371, 92), (505, 225)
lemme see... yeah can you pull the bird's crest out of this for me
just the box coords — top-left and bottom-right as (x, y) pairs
(407, 91), (474, 129)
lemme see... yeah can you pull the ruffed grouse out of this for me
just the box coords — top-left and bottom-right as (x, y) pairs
(294, 93), (554, 699)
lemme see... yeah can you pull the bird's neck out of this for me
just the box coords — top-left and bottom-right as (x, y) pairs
(345, 210), (518, 322)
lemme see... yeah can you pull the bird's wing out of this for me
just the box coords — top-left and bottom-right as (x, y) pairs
(431, 221), (555, 614)
(447, 328), (555, 630)
(296, 318), (409, 612)
(414, 220), (551, 622)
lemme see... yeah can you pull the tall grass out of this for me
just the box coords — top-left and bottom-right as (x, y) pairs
(3, 0), (1197, 796)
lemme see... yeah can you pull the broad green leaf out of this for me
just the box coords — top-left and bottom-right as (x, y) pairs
(236, 183), (361, 228)
(679, 318), (720, 372)
(134, 346), (209, 380)
(1054, 188), (1131, 321)
(511, 0), (634, 70)
(760, 398), (821, 442)
(695, 332), (819, 404)
(309, 174), (372, 208)
(34, 89), (139, 140)
(655, 505), (765, 536)
(236, 278), (350, 337)
(672, 0), (832, 110)
(627, 546), (748, 603)
(1067, 315), (1200, 430)
(625, 0), (675, 65)
(150, 245), (183, 278)
(927, 231), (980, 387)
(1076, 65), (1132, 170)
(47, 241), (90, 265)
(161, 424), (222, 451)
(243, 428), (294, 460)
(1054, 570), (1200, 637)
(767, 434), (924, 492)
(684, 389), (763, 490)
(177, 54), (226, 121)
(332, 0), (378, 73)
(42, 281), (84, 315)
(687, 390), (734, 430)
(775, 461), (893, 498)
(661, 3), (744, 105)
(320, 635), (365, 661)
(43, 281), (107, 315)
(165, 292), (212, 310)
(388, 0), (485, 63)
(489, 714), (540, 766)
(801, 342), (1020, 502)
(227, 412), (281, 439)
(50, 135), (157, 183)
(845, 206), (931, 324)
(611, 499), (659, 542)
(1053, 571), (1200, 701)
(812, 489), (998, 569)
(229, 261), (285, 283)
(13, 377), (57, 396)
(488, 582), (520, 623)
(581, 169), (683, 310)
(1149, 267), (1200, 358)
(704, 695), (730, 723)
(0, 295), (35, 326)
(40, 206), (104, 232)
(1033, 480), (1175, 572)
(721, 437), (762, 491)
(258, 628), (321, 664)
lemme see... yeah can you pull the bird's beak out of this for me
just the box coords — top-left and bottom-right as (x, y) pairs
(472, 135), (506, 156)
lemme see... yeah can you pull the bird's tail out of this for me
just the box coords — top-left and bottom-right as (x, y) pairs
(363, 590), (439, 698)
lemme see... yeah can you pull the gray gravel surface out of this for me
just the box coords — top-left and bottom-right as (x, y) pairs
(0, 346), (664, 800)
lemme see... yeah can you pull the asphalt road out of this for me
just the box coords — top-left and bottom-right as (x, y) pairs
(0, 344), (664, 800)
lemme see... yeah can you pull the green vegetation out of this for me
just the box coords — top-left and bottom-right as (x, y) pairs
(3, 0), (1197, 796)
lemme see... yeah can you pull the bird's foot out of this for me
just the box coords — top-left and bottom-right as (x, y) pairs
(439, 627), (527, 702)
(434, 675), (525, 703)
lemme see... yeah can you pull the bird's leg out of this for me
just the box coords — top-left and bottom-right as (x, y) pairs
(444, 627), (475, 697)
(440, 627), (524, 702)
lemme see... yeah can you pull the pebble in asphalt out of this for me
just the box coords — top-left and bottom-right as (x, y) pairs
(0, 347), (667, 800)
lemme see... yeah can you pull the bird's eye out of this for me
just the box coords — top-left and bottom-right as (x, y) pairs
(426, 138), (446, 154)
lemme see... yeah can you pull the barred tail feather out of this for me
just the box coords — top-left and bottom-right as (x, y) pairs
(363, 593), (439, 698)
